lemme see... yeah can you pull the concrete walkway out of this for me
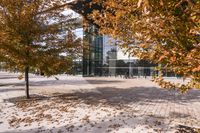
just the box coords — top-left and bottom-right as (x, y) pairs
(0, 72), (200, 133)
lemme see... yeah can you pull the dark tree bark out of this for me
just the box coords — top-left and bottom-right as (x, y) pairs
(25, 66), (30, 99)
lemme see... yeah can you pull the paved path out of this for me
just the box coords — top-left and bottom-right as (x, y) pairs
(0, 72), (200, 133)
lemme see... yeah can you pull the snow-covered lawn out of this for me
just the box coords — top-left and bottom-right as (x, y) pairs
(0, 72), (200, 133)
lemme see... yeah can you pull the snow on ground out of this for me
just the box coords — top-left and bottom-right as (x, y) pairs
(0, 71), (200, 133)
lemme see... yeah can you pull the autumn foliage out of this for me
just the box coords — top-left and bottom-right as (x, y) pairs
(0, 0), (83, 98)
(0, 0), (83, 74)
(89, 0), (200, 91)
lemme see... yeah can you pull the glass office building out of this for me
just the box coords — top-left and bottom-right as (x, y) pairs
(67, 9), (159, 77)
(83, 25), (103, 76)
(82, 25), (159, 77)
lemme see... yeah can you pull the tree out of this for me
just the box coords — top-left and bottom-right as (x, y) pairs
(88, 0), (200, 92)
(0, 0), (83, 98)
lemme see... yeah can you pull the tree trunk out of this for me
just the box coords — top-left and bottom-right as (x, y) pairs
(25, 66), (30, 99)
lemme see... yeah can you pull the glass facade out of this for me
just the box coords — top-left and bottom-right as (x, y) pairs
(83, 25), (103, 76)
(82, 25), (158, 77)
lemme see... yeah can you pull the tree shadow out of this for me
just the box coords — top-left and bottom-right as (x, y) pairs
(28, 79), (123, 86)
(1, 109), (173, 133)
(55, 87), (200, 104)
(0, 88), (24, 93)
(3, 108), (199, 133)
(0, 76), (19, 79)
(2, 86), (200, 133)
(85, 79), (124, 84)
(5, 86), (200, 107)
(4, 94), (49, 103)
(169, 112), (191, 119)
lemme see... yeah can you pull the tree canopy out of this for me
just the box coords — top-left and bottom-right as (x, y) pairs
(0, 0), (83, 74)
(88, 0), (200, 91)
(0, 0), (83, 98)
